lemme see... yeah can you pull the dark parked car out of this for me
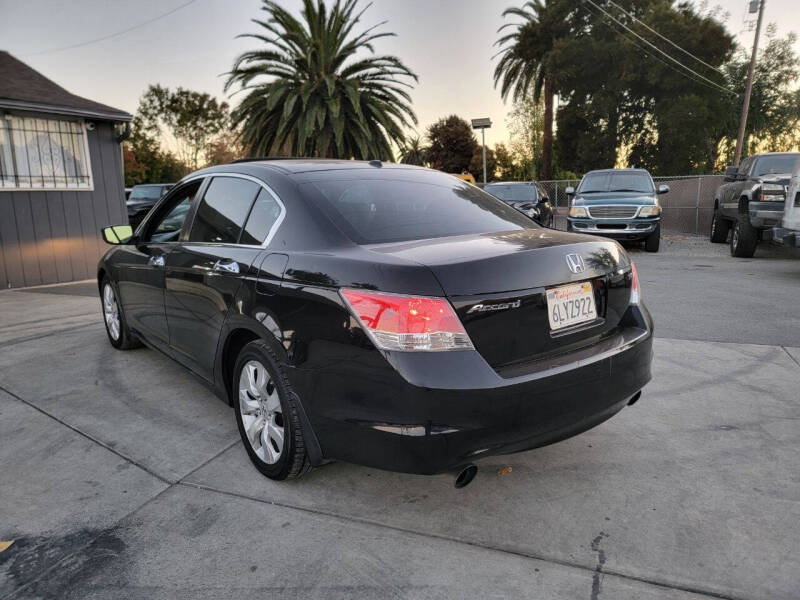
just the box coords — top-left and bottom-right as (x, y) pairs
(566, 169), (667, 252)
(710, 152), (799, 257)
(98, 160), (652, 486)
(126, 183), (174, 228)
(483, 181), (554, 227)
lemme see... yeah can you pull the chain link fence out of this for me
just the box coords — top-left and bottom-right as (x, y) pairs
(536, 175), (724, 234)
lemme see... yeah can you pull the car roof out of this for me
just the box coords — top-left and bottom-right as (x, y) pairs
(584, 168), (650, 175)
(225, 158), (428, 175)
(486, 181), (535, 185)
(750, 152), (800, 157)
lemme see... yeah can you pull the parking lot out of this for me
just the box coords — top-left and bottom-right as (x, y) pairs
(1, 233), (799, 600)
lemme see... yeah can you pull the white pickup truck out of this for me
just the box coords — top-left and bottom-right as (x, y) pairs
(772, 158), (800, 247)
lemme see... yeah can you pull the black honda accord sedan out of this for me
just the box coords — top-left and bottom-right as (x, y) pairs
(98, 159), (652, 485)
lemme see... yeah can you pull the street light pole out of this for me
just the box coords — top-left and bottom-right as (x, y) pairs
(471, 117), (492, 184)
(481, 128), (487, 185)
(733, 0), (766, 166)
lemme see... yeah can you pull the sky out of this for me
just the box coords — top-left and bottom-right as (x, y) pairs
(1, 0), (798, 150)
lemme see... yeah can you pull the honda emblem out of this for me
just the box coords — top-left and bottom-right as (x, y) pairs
(565, 253), (586, 274)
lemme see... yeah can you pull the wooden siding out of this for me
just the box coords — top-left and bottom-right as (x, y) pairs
(0, 119), (126, 288)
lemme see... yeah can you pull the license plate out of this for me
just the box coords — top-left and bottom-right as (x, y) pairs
(546, 282), (597, 331)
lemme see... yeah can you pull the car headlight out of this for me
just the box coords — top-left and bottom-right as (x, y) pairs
(569, 206), (588, 218)
(638, 204), (661, 217)
(759, 183), (786, 201)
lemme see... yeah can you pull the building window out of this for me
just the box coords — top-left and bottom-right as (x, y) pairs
(0, 115), (93, 190)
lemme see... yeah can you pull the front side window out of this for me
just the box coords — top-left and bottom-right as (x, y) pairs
(308, 176), (534, 244)
(146, 181), (202, 243)
(188, 176), (261, 244)
(578, 172), (654, 194)
(0, 115), (92, 189)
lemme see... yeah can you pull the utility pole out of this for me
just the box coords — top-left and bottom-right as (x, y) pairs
(733, 0), (766, 166)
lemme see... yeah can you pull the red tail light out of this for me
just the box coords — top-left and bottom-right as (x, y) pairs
(340, 289), (474, 352)
(630, 262), (641, 304)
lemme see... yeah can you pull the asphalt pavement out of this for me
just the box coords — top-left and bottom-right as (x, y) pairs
(1, 233), (798, 599)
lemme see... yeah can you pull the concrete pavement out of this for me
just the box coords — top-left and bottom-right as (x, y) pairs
(1, 236), (799, 599)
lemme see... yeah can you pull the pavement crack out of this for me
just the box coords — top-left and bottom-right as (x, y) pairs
(590, 532), (608, 600)
(781, 346), (800, 368)
(177, 481), (749, 600)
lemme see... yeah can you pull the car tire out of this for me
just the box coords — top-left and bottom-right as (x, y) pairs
(644, 225), (660, 252)
(233, 340), (312, 481)
(101, 277), (140, 350)
(566, 221), (574, 233)
(730, 218), (758, 258)
(710, 210), (731, 243)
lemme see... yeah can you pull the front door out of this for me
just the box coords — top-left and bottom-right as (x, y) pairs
(116, 179), (204, 346)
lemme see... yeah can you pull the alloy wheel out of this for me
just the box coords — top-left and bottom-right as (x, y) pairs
(238, 360), (284, 464)
(103, 284), (121, 341)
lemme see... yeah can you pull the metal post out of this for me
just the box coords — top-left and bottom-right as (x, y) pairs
(695, 177), (702, 234)
(481, 128), (487, 184)
(733, 0), (766, 166)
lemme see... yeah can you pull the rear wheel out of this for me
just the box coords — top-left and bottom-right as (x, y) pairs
(233, 340), (311, 481)
(101, 278), (139, 349)
(730, 218), (758, 257)
(710, 210), (731, 243)
(644, 224), (660, 253)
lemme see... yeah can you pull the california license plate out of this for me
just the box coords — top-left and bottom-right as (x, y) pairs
(546, 282), (598, 331)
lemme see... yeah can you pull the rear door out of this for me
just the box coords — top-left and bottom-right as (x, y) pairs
(164, 175), (283, 379)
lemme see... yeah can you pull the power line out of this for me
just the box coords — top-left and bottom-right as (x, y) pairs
(22, 0), (198, 57)
(583, 0), (736, 96)
(583, 2), (736, 97)
(606, 0), (729, 78)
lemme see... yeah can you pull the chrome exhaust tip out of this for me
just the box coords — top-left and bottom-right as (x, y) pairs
(627, 391), (642, 406)
(454, 464), (478, 489)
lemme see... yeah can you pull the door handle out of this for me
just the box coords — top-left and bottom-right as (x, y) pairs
(213, 259), (240, 274)
(147, 255), (165, 267)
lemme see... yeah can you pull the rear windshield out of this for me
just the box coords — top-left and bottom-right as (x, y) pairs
(578, 172), (653, 194)
(308, 177), (534, 244)
(484, 184), (537, 203)
(128, 186), (165, 201)
(752, 154), (800, 176)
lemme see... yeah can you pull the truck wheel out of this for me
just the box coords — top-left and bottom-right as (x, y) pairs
(644, 225), (660, 252)
(710, 210), (731, 243)
(730, 218), (758, 258)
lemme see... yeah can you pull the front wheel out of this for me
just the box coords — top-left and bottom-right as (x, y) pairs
(234, 340), (311, 481)
(101, 278), (139, 349)
(644, 225), (660, 252)
(730, 218), (758, 258)
(710, 210), (731, 243)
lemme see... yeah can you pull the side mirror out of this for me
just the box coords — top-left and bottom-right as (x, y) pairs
(101, 224), (134, 245)
(657, 184), (670, 195)
(565, 186), (575, 196)
(723, 166), (738, 182)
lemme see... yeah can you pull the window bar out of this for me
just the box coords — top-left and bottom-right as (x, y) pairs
(32, 118), (46, 188)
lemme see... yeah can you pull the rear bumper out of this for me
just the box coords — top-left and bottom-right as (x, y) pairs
(291, 304), (653, 475)
(568, 217), (659, 240)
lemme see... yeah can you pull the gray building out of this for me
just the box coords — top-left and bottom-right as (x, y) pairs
(0, 51), (131, 288)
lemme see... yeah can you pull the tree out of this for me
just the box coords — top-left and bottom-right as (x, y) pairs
(494, 143), (517, 180)
(123, 124), (189, 186)
(137, 85), (230, 170)
(398, 135), (427, 165)
(494, 0), (570, 180)
(426, 115), (478, 173)
(469, 146), (497, 182)
(205, 128), (248, 166)
(225, 0), (417, 160)
(506, 89), (546, 179)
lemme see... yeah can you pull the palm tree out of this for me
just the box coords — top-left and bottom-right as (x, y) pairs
(225, 0), (418, 160)
(494, 0), (568, 180)
(398, 135), (427, 165)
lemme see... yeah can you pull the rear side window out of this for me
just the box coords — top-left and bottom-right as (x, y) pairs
(189, 177), (260, 243)
(240, 189), (282, 245)
(484, 184), (537, 203)
(308, 177), (534, 244)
